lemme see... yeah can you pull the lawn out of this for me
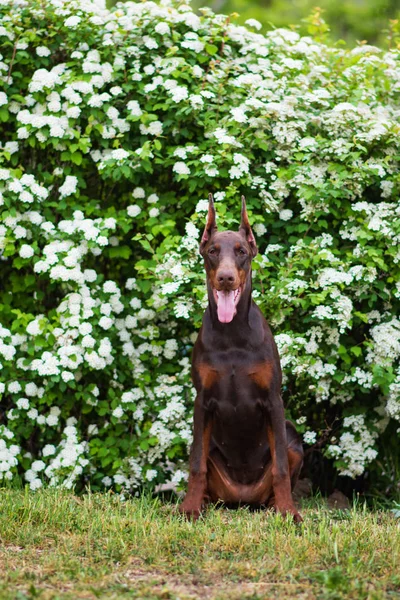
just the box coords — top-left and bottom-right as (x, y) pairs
(0, 489), (399, 600)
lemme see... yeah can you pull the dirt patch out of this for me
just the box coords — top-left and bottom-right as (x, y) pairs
(120, 568), (315, 600)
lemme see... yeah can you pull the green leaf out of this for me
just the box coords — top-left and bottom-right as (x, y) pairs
(205, 43), (218, 55)
(71, 152), (83, 165)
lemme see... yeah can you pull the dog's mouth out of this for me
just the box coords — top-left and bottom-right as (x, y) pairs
(212, 287), (242, 323)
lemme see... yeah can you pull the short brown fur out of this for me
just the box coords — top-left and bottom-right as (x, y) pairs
(180, 195), (303, 523)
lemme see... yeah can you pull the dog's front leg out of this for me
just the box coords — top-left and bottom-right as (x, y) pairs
(266, 395), (302, 523)
(179, 393), (211, 521)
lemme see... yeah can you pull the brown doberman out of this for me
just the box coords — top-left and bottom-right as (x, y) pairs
(179, 194), (303, 522)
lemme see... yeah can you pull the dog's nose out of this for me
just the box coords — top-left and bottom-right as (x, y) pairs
(217, 271), (235, 285)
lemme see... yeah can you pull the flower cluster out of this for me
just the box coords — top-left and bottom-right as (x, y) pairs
(0, 0), (400, 490)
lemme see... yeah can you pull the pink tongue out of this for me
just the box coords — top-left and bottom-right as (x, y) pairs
(217, 291), (236, 323)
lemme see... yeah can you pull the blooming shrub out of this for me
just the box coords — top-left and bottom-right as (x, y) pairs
(1, 0), (400, 493)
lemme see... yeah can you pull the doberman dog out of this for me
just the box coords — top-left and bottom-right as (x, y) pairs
(179, 194), (303, 522)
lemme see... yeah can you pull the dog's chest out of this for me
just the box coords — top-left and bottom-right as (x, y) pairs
(196, 352), (273, 417)
(197, 349), (273, 386)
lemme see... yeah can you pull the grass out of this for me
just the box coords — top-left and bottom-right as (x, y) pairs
(0, 489), (399, 600)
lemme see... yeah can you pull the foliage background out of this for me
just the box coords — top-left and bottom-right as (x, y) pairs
(1, 0), (400, 498)
(190, 0), (400, 47)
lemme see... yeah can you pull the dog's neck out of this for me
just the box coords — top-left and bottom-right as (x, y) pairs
(206, 270), (253, 330)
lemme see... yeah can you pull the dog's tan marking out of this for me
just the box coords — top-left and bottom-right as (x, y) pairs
(207, 455), (273, 504)
(197, 363), (219, 389)
(247, 361), (274, 389)
(239, 269), (247, 287)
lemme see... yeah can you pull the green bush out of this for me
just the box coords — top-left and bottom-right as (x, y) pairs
(1, 0), (400, 494)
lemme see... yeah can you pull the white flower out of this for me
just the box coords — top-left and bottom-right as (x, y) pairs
(99, 316), (113, 330)
(100, 303), (112, 316)
(42, 444), (56, 457)
(205, 166), (218, 177)
(253, 223), (266, 237)
(129, 297), (141, 309)
(190, 95), (204, 108)
(143, 36), (158, 50)
(319, 268), (352, 288)
(230, 107), (248, 123)
(25, 383), (38, 397)
(14, 226), (27, 239)
(127, 101), (142, 118)
(82, 335), (96, 348)
(26, 318), (43, 336)
(19, 244), (34, 259)
(148, 121), (162, 136)
(111, 148), (129, 161)
(30, 478), (43, 490)
(161, 281), (180, 295)
(17, 397), (30, 410)
(64, 16), (81, 28)
(62, 371), (74, 382)
(8, 381), (22, 394)
(181, 36), (204, 53)
(0, 92), (8, 106)
(145, 469), (157, 481)
(213, 128), (237, 145)
(303, 431), (317, 445)
(5, 141), (18, 155)
(185, 222), (199, 238)
(170, 86), (188, 103)
(245, 18), (262, 30)
(112, 406), (124, 418)
(97, 236), (108, 246)
(279, 209), (293, 221)
(32, 460), (45, 472)
(27, 408), (38, 420)
(155, 22), (170, 36)
(36, 46), (51, 56)
(127, 204), (141, 217)
(132, 187), (145, 198)
(20, 190), (33, 203)
(149, 207), (159, 218)
(229, 166), (243, 179)
(174, 148), (187, 159)
(59, 176), (78, 198)
(103, 281), (118, 294)
(172, 162), (190, 176)
(195, 199), (209, 212)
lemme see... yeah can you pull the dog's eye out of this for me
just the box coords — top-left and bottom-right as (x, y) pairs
(208, 248), (217, 255)
(238, 248), (247, 255)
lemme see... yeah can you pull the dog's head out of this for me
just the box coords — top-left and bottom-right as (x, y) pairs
(199, 194), (258, 324)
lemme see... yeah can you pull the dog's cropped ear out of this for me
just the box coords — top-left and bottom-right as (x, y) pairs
(239, 196), (258, 257)
(200, 193), (217, 253)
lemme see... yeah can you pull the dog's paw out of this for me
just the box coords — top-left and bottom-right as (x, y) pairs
(178, 503), (202, 521)
(292, 510), (303, 524)
(273, 503), (303, 524)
